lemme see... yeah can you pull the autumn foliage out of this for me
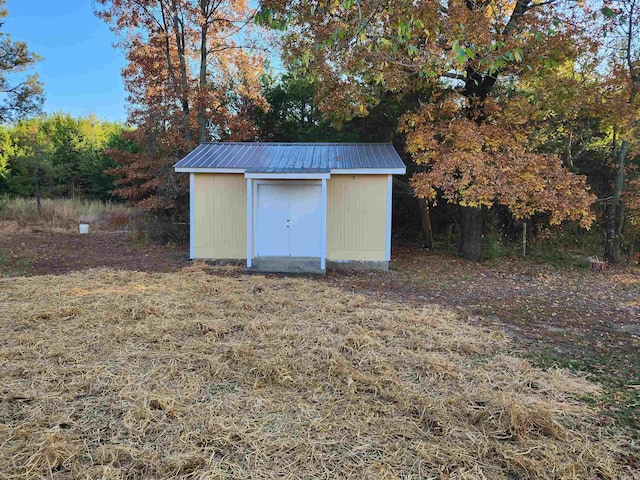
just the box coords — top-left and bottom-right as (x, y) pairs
(96, 0), (265, 214)
(405, 96), (595, 228)
(257, 0), (602, 259)
(87, 0), (640, 258)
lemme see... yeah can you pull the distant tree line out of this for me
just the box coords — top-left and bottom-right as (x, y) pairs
(0, 114), (128, 203)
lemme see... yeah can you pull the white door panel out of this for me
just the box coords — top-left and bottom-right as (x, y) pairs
(255, 183), (322, 258)
(256, 184), (289, 256)
(290, 185), (322, 257)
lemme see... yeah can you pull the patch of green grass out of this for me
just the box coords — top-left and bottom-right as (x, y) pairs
(0, 250), (32, 276)
(525, 348), (640, 438)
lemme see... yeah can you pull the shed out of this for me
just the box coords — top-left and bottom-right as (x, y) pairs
(174, 142), (407, 273)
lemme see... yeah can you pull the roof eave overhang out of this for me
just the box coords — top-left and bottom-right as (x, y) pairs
(175, 167), (243, 173)
(174, 167), (407, 175)
(331, 168), (406, 175)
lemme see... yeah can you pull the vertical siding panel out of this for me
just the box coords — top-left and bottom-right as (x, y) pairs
(327, 175), (387, 261)
(193, 174), (247, 259)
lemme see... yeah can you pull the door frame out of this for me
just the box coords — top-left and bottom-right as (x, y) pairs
(246, 176), (328, 270)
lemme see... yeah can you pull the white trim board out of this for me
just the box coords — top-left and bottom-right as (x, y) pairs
(175, 167), (246, 173)
(331, 168), (406, 175)
(253, 179), (322, 186)
(175, 167), (406, 175)
(246, 178), (253, 268)
(320, 178), (327, 270)
(245, 172), (330, 180)
(386, 174), (392, 262)
(252, 180), (257, 263)
(189, 173), (195, 259)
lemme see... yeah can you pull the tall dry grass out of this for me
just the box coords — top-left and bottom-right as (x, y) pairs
(0, 197), (142, 231)
(0, 265), (635, 479)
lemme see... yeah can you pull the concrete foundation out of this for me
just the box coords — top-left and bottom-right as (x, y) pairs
(247, 257), (325, 275)
(194, 257), (389, 273)
(327, 260), (389, 272)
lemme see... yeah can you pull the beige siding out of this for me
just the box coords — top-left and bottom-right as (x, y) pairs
(327, 175), (387, 261)
(193, 174), (246, 259)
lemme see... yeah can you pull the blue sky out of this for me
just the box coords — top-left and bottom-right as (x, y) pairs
(4, 0), (127, 122)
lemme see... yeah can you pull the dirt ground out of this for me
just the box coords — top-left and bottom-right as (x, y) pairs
(0, 224), (188, 275)
(1, 225), (638, 439)
(329, 247), (640, 369)
(326, 248), (640, 439)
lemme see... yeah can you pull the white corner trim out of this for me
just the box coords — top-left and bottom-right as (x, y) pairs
(189, 173), (195, 259)
(386, 174), (392, 262)
(253, 180), (259, 258)
(321, 178), (327, 270)
(246, 178), (253, 268)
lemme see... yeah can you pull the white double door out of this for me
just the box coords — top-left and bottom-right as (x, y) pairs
(255, 183), (322, 257)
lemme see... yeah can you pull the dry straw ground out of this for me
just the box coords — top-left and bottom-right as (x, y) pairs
(0, 265), (635, 479)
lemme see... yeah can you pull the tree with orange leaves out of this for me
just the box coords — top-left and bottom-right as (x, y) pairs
(259, 0), (597, 260)
(96, 0), (265, 222)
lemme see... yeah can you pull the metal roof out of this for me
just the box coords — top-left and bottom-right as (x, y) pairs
(174, 142), (406, 173)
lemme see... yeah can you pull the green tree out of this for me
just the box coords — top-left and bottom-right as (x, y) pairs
(0, 0), (43, 129)
(80, 122), (130, 201)
(1, 119), (53, 210)
(0, 114), (126, 201)
(512, 2), (640, 263)
(0, 124), (16, 175)
(256, 69), (423, 143)
(256, 73), (343, 142)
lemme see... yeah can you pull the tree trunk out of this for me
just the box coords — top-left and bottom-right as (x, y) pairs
(458, 206), (483, 261)
(197, 20), (208, 144)
(604, 139), (629, 263)
(170, 2), (192, 143)
(159, 1), (189, 141)
(627, 231), (637, 265)
(604, 200), (624, 263)
(416, 197), (434, 249)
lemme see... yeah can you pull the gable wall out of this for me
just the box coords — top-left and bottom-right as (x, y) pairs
(327, 175), (388, 261)
(193, 173), (246, 259)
